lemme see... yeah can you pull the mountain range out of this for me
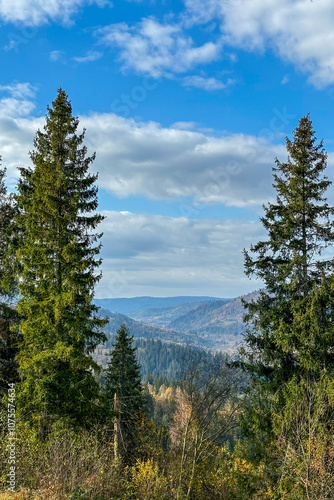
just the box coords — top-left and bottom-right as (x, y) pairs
(94, 295), (225, 315)
(93, 291), (259, 367)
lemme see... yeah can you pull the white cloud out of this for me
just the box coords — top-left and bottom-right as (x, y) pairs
(1, 88), (332, 211)
(0, 82), (37, 99)
(97, 211), (264, 298)
(0, 0), (110, 26)
(74, 50), (103, 63)
(97, 17), (222, 77)
(0, 100), (267, 297)
(0, 101), (306, 209)
(0, 115), (42, 188)
(93, 0), (334, 87)
(183, 0), (334, 87)
(82, 113), (288, 207)
(170, 121), (198, 130)
(183, 75), (234, 90)
(182, 0), (223, 27)
(281, 74), (289, 85)
(50, 50), (62, 62)
(0, 83), (37, 118)
(0, 98), (36, 118)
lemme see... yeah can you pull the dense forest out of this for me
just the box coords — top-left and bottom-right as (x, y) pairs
(0, 90), (334, 499)
(95, 334), (230, 382)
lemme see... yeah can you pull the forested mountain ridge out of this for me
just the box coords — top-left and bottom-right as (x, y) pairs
(94, 291), (259, 356)
(130, 298), (232, 327)
(169, 290), (259, 333)
(95, 336), (226, 381)
(94, 295), (223, 314)
(95, 308), (210, 350)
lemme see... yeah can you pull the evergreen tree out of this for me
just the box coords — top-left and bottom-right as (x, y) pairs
(239, 115), (334, 488)
(15, 89), (107, 430)
(105, 323), (146, 454)
(0, 162), (20, 402)
(242, 115), (334, 389)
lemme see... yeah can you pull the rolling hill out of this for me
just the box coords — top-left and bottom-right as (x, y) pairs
(94, 291), (259, 358)
(97, 308), (209, 348)
(130, 298), (232, 327)
(94, 295), (224, 315)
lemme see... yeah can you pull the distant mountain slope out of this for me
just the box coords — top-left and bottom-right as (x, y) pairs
(97, 308), (208, 349)
(94, 291), (259, 355)
(167, 291), (260, 349)
(130, 299), (232, 327)
(94, 296), (224, 315)
(169, 299), (235, 331)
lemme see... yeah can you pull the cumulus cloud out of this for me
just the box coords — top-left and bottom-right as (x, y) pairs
(0, 112), (266, 297)
(221, 0), (334, 86)
(92, 0), (334, 87)
(97, 211), (264, 298)
(182, 0), (223, 27)
(0, 115), (42, 188)
(0, 82), (37, 99)
(0, 97), (322, 208)
(82, 112), (288, 207)
(1, 86), (333, 210)
(0, 99), (36, 118)
(0, 97), (267, 297)
(0, 0), (110, 26)
(97, 17), (222, 77)
(183, 0), (334, 87)
(0, 82), (37, 119)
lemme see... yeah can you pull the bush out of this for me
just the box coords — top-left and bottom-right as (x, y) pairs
(0, 422), (127, 499)
(129, 459), (169, 500)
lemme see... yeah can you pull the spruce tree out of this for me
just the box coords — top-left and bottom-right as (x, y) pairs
(105, 324), (146, 454)
(239, 115), (334, 461)
(242, 115), (334, 389)
(0, 162), (20, 403)
(15, 89), (107, 430)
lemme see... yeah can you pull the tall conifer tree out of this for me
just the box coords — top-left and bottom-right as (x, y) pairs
(15, 89), (107, 429)
(240, 115), (334, 443)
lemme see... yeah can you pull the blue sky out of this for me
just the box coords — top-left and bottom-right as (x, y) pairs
(1, 0), (334, 298)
